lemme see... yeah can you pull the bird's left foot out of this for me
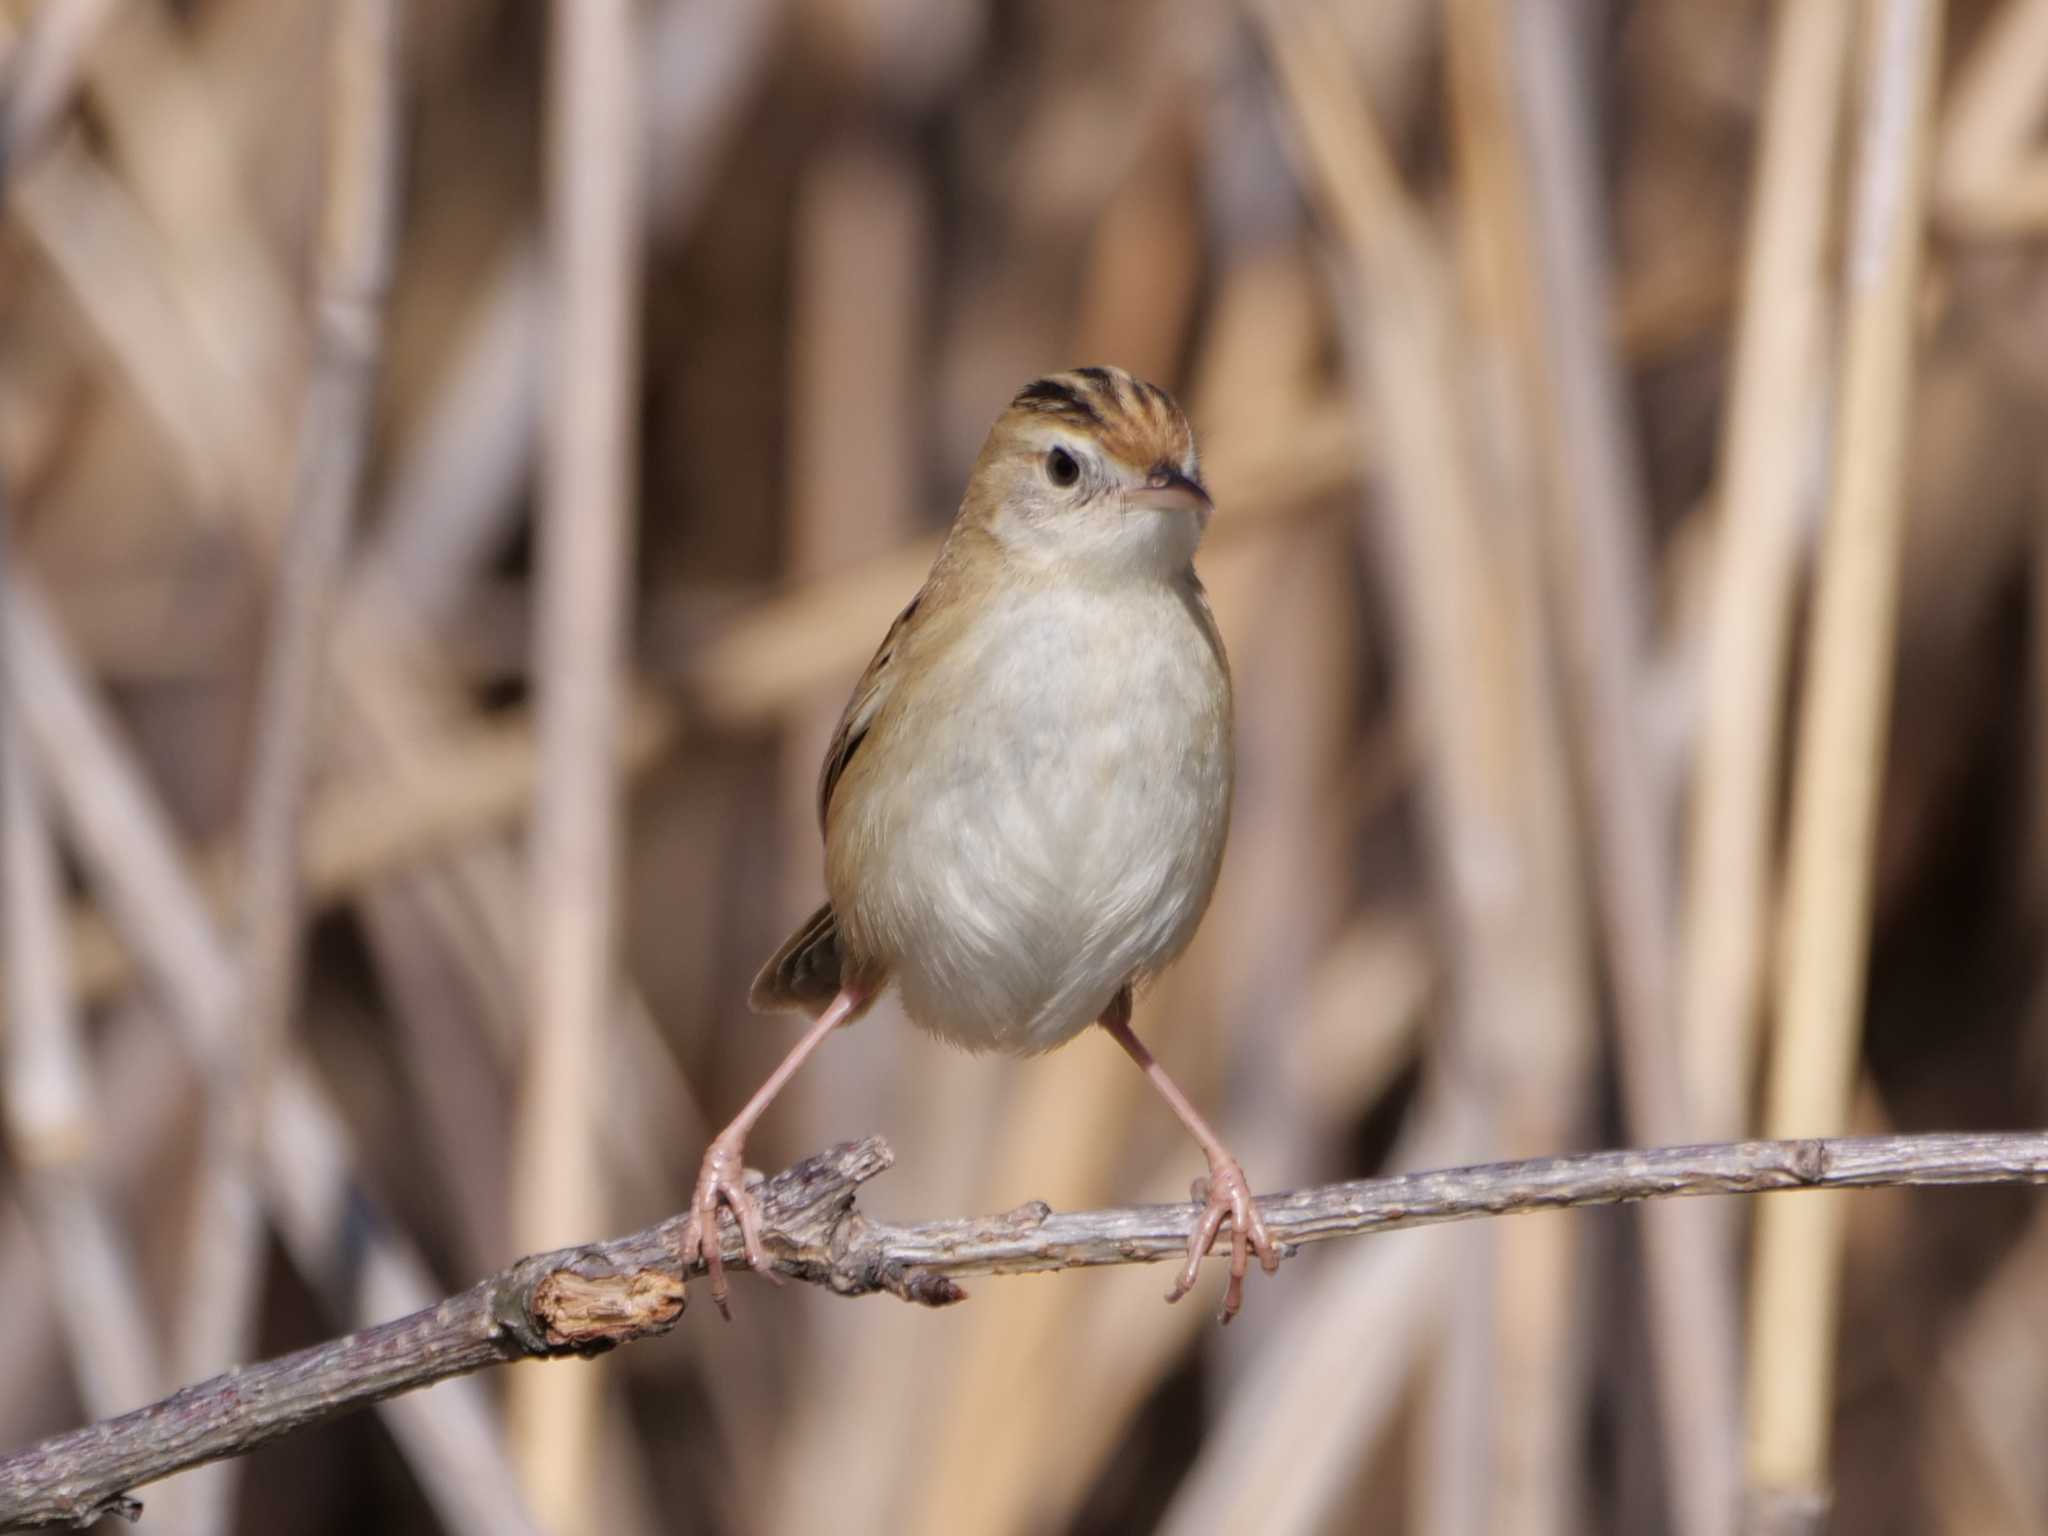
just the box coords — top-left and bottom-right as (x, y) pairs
(674, 1133), (785, 1320)
(1167, 1153), (1282, 1324)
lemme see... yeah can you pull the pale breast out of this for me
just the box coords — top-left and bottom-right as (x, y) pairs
(831, 579), (1231, 1055)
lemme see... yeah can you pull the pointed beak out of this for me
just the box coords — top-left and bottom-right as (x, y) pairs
(1128, 467), (1212, 518)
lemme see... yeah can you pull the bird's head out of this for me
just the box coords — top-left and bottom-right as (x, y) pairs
(960, 366), (1211, 581)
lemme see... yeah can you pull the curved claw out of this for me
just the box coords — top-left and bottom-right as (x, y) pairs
(1165, 1158), (1283, 1324)
(676, 1136), (781, 1320)
(1166, 1195), (1229, 1305)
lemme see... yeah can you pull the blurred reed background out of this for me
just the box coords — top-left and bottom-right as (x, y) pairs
(1, 0), (2045, 1532)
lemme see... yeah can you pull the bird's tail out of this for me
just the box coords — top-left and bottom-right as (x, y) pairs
(748, 901), (846, 1016)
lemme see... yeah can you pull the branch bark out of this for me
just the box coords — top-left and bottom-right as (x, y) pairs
(2, 1128), (2043, 1530)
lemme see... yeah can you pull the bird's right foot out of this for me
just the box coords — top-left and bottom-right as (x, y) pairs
(673, 1133), (784, 1319)
(1166, 1152), (1282, 1325)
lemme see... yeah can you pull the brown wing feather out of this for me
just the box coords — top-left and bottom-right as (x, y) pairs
(749, 901), (844, 1014)
(816, 590), (921, 832)
(752, 585), (933, 1016)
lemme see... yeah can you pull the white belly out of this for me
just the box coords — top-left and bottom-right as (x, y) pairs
(843, 583), (1230, 1055)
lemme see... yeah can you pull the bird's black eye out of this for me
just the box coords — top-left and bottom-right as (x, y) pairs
(1046, 447), (1080, 488)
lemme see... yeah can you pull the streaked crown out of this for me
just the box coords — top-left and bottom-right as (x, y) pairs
(1004, 365), (1199, 485)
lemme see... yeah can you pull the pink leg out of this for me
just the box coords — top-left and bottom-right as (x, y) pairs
(1099, 992), (1281, 1323)
(679, 983), (868, 1317)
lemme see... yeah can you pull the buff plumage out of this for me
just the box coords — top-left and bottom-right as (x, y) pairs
(682, 366), (1281, 1322)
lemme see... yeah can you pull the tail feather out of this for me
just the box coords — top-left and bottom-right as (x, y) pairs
(749, 901), (846, 1015)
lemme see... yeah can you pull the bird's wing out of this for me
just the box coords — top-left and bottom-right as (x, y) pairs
(816, 587), (923, 833)
(748, 900), (844, 1014)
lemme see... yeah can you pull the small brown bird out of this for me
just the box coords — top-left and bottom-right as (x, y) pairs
(678, 366), (1281, 1320)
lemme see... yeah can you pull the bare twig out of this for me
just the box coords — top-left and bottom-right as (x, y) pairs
(2, 1130), (2044, 1532)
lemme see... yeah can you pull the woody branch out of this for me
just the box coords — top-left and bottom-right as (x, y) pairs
(2, 1128), (2044, 1530)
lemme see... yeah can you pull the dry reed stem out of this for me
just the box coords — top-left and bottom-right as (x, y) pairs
(902, 1043), (1147, 1536)
(303, 0), (782, 1372)
(1924, 1209), (2048, 1532)
(86, 2), (301, 457)
(4, 30), (618, 1523)
(769, 135), (950, 1536)
(1908, 447), (2048, 1532)
(1498, 8), (1741, 1531)
(350, 0), (781, 625)
(1158, 1089), (1472, 1536)
(1189, 515), (1361, 1458)
(51, 694), (674, 1009)
(3, 575), (543, 1536)
(1682, 0), (1852, 1153)
(325, 627), (699, 1238)
(172, 9), (399, 1528)
(5, 577), (236, 1027)
(11, 139), (247, 515)
(979, 170), (1309, 1536)
(0, 479), (165, 1429)
(358, 879), (517, 1273)
(2035, 484), (2048, 907)
(0, 1193), (66, 1452)
(0, 0), (120, 175)
(1441, 18), (1604, 1529)
(642, 0), (787, 231)
(505, 0), (643, 1522)
(1260, 4), (1599, 1529)
(989, 512), (1334, 1532)
(1747, 0), (1944, 1520)
(1936, 0), (2048, 233)
(347, 244), (545, 628)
